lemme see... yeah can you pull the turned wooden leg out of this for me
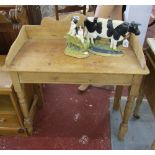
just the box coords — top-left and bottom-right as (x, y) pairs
(118, 75), (143, 141)
(133, 78), (145, 119)
(133, 90), (144, 119)
(10, 72), (29, 118)
(113, 85), (123, 111)
(118, 96), (136, 140)
(34, 84), (44, 108)
(9, 90), (24, 128)
(78, 84), (90, 91)
(151, 139), (155, 150)
(10, 72), (32, 135)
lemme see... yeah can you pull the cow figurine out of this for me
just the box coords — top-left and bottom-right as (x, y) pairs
(68, 16), (80, 36)
(68, 16), (85, 45)
(84, 17), (141, 50)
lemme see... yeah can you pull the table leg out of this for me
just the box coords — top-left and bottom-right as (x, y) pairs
(34, 84), (44, 108)
(78, 84), (90, 91)
(133, 77), (145, 119)
(118, 75), (143, 140)
(10, 72), (32, 135)
(113, 85), (123, 111)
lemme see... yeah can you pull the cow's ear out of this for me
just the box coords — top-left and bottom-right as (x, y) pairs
(131, 21), (141, 26)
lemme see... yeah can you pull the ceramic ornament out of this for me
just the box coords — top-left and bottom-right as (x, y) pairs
(65, 16), (141, 58)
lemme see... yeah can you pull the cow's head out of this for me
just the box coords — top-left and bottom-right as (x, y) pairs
(129, 21), (141, 35)
(71, 16), (80, 24)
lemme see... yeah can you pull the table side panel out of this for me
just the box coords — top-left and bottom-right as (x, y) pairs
(18, 72), (133, 85)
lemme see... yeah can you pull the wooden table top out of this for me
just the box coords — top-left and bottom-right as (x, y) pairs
(3, 38), (149, 75)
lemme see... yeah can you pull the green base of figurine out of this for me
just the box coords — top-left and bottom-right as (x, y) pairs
(64, 46), (89, 58)
(89, 39), (124, 57)
(65, 34), (124, 59)
(64, 34), (90, 59)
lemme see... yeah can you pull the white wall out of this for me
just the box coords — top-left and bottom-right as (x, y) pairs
(124, 5), (152, 45)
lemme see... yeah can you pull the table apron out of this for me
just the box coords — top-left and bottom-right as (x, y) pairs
(17, 72), (133, 85)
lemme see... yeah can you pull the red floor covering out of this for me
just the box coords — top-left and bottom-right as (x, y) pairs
(0, 84), (112, 150)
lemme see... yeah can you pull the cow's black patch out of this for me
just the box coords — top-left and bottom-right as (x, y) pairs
(113, 22), (129, 40)
(95, 22), (102, 34)
(84, 17), (102, 34)
(107, 19), (114, 37)
(75, 27), (78, 35)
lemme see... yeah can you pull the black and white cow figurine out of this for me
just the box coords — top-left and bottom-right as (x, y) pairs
(84, 17), (140, 50)
(68, 16), (85, 44)
(68, 16), (80, 36)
